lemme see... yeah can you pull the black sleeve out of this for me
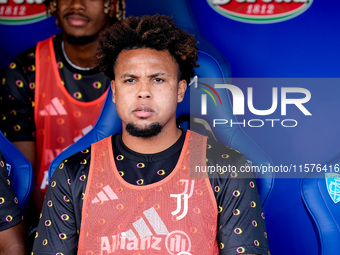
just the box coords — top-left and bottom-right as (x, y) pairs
(0, 151), (22, 231)
(207, 139), (270, 255)
(32, 148), (91, 254)
(0, 47), (36, 142)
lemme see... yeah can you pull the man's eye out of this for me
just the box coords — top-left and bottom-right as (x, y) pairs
(124, 79), (135, 83)
(154, 78), (164, 83)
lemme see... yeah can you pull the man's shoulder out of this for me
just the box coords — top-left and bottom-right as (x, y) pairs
(53, 135), (116, 184)
(8, 45), (37, 68)
(57, 135), (115, 177)
(10, 34), (60, 64)
(53, 146), (92, 182)
(205, 137), (255, 181)
(63, 146), (92, 168)
(187, 130), (246, 163)
(206, 137), (246, 162)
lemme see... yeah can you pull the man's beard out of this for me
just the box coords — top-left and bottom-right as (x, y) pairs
(126, 122), (162, 138)
(65, 34), (97, 45)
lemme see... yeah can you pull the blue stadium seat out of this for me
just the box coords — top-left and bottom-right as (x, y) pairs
(301, 156), (340, 255)
(0, 131), (34, 211)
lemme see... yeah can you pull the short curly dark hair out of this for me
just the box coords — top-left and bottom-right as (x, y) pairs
(96, 14), (199, 84)
(45, 0), (125, 23)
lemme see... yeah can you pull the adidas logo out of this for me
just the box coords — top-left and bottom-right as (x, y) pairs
(39, 97), (67, 116)
(73, 125), (93, 143)
(121, 207), (169, 238)
(92, 185), (119, 204)
(101, 207), (192, 254)
(60, 125), (93, 153)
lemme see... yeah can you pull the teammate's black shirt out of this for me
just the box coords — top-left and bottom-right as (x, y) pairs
(33, 130), (270, 255)
(0, 150), (22, 231)
(0, 33), (110, 141)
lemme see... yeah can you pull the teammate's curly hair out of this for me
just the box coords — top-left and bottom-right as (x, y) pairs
(96, 15), (199, 84)
(45, 0), (125, 24)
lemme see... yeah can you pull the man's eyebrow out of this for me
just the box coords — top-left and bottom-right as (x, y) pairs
(149, 72), (168, 78)
(120, 72), (170, 79)
(120, 73), (138, 79)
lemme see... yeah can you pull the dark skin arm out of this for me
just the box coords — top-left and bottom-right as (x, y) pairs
(0, 222), (26, 255)
(12, 141), (36, 171)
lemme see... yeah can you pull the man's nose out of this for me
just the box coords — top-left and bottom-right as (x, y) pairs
(69, 0), (86, 11)
(137, 82), (151, 99)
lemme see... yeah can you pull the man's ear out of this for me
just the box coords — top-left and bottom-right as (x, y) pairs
(177, 80), (187, 103)
(111, 80), (116, 103)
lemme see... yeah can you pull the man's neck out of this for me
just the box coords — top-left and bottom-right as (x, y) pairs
(62, 36), (99, 69)
(121, 127), (183, 154)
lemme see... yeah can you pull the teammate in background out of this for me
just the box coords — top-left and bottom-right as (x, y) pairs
(0, 0), (126, 203)
(0, 0), (125, 251)
(33, 15), (270, 254)
(0, 150), (26, 255)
